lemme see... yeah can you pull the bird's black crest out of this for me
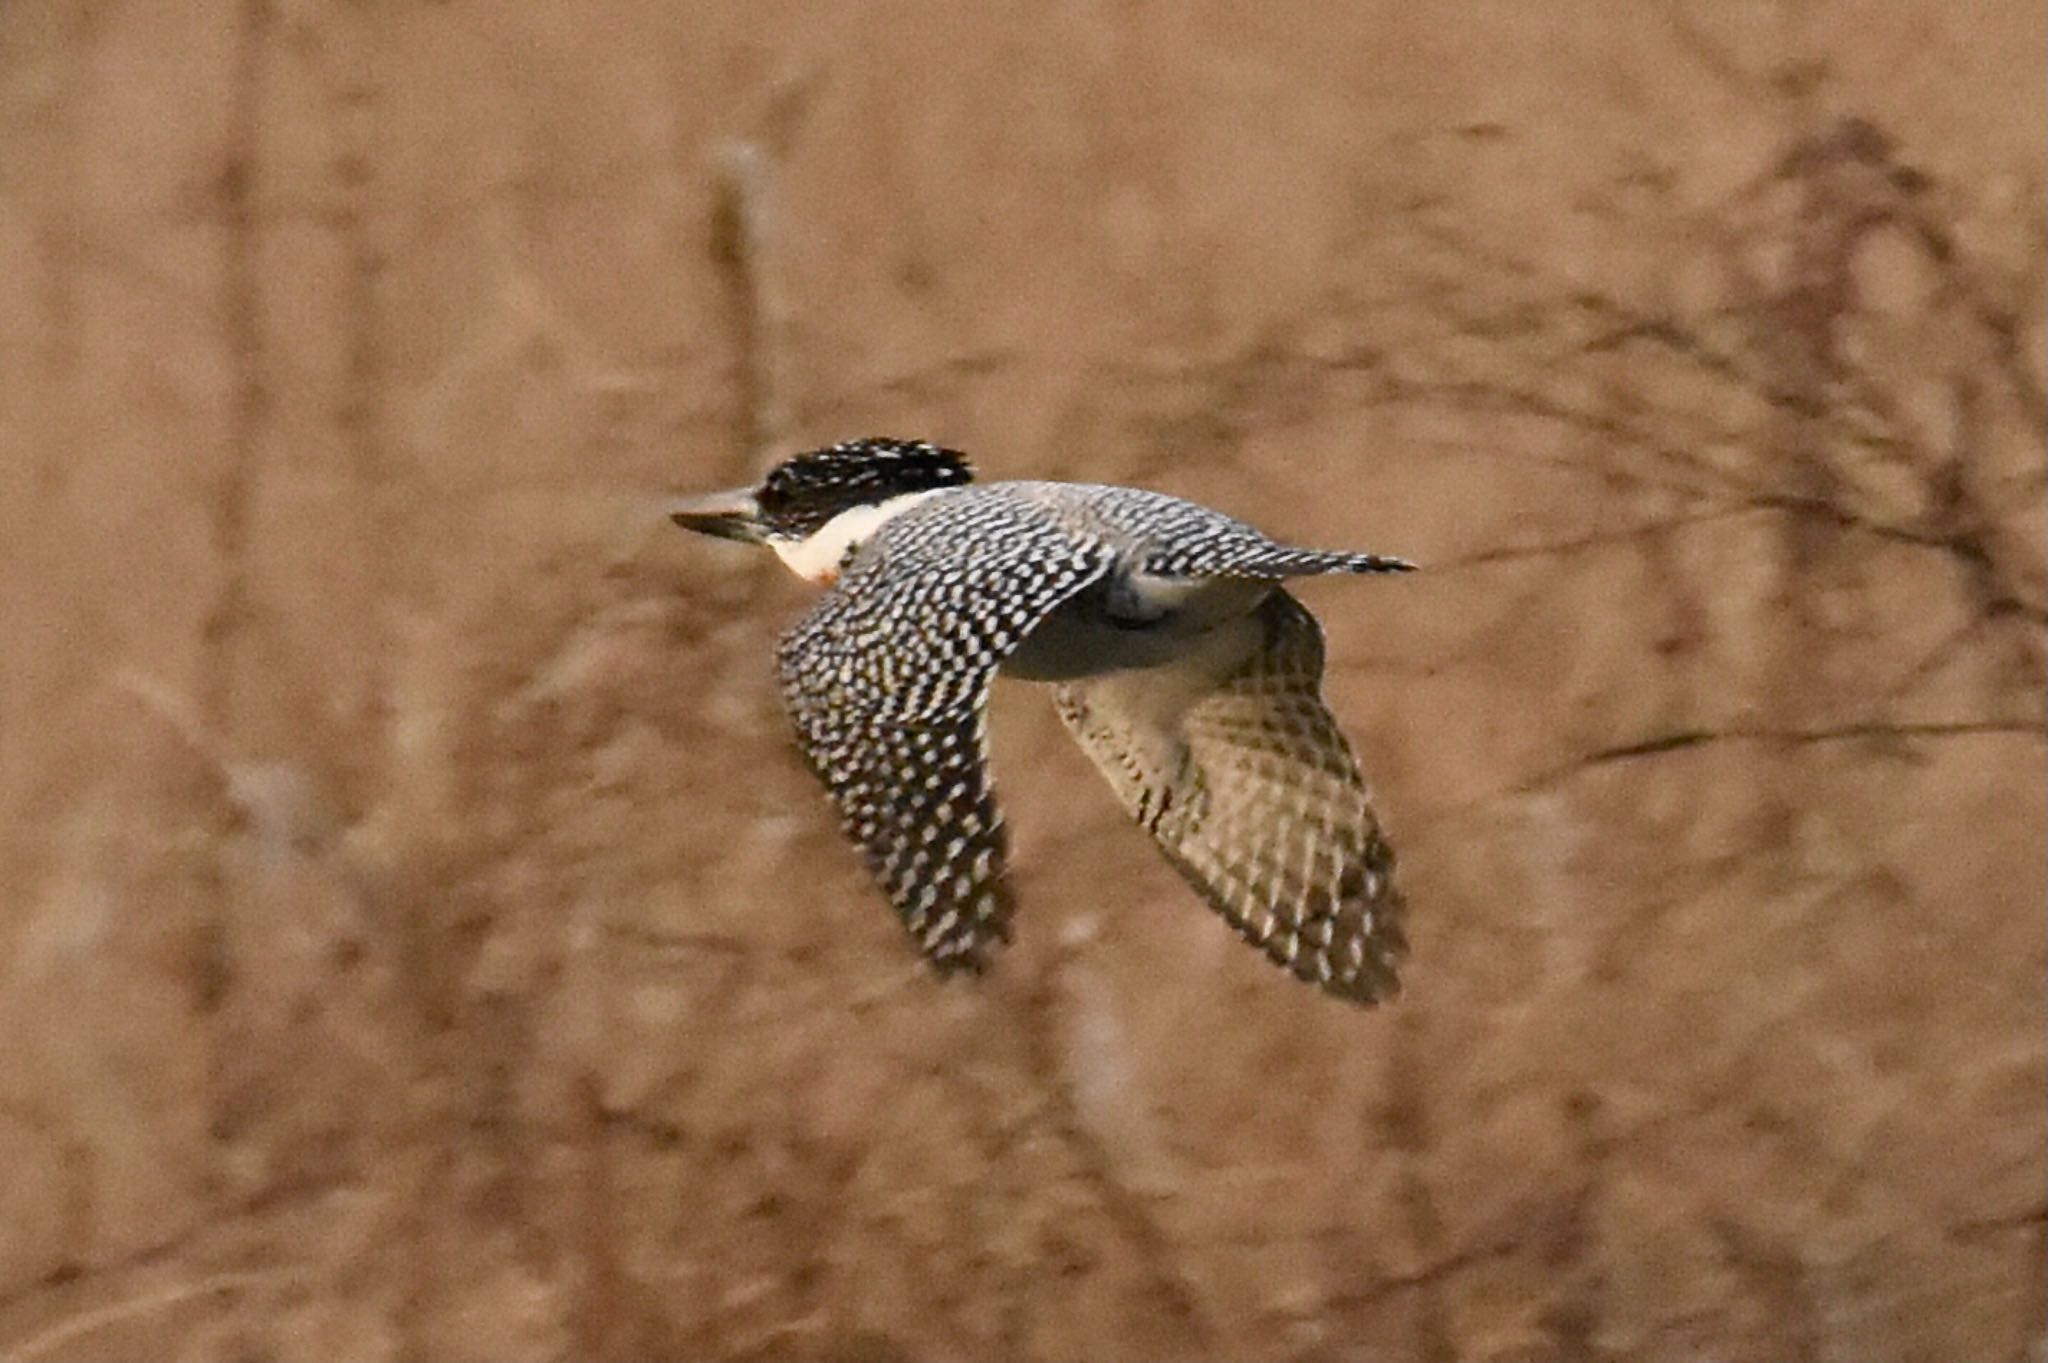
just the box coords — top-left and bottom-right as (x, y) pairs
(757, 438), (976, 538)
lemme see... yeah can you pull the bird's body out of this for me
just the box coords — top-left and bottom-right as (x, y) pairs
(821, 481), (1279, 679)
(671, 439), (1414, 1004)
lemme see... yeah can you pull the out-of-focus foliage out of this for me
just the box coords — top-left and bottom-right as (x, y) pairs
(0, 3), (2040, 1359)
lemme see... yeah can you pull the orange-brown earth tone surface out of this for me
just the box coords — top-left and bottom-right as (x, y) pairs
(1, 4), (2043, 1360)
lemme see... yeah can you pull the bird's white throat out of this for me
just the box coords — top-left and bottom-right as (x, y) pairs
(771, 489), (946, 584)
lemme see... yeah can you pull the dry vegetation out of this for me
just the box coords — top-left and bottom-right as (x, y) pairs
(0, 3), (2042, 1360)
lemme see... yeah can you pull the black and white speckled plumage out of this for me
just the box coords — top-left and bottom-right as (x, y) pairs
(689, 439), (1413, 1003)
(776, 488), (1108, 968)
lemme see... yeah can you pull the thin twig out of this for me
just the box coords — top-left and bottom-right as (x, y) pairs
(4, 1272), (283, 1360)
(713, 139), (794, 468)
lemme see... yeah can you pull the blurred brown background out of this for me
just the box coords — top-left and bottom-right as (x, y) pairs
(0, 3), (2043, 1360)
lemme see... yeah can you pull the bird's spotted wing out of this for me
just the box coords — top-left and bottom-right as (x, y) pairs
(776, 495), (1110, 972)
(1052, 588), (1406, 1003)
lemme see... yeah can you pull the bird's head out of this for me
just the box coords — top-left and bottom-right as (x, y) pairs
(669, 437), (976, 584)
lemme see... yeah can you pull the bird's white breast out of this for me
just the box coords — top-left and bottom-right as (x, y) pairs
(770, 489), (945, 584)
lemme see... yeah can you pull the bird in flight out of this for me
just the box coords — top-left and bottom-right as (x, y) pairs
(671, 437), (1413, 1003)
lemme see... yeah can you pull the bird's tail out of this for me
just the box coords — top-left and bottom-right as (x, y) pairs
(1291, 550), (1415, 575)
(1168, 547), (1415, 579)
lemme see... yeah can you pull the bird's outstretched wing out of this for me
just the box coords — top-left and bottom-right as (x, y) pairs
(776, 492), (1110, 971)
(1052, 589), (1406, 1003)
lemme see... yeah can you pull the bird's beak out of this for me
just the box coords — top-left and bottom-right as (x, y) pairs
(668, 487), (767, 544)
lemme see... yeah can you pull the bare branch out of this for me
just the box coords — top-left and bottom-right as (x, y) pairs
(4, 1272), (285, 1361)
(1418, 507), (1774, 575)
(712, 138), (794, 466)
(1520, 717), (2045, 794)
